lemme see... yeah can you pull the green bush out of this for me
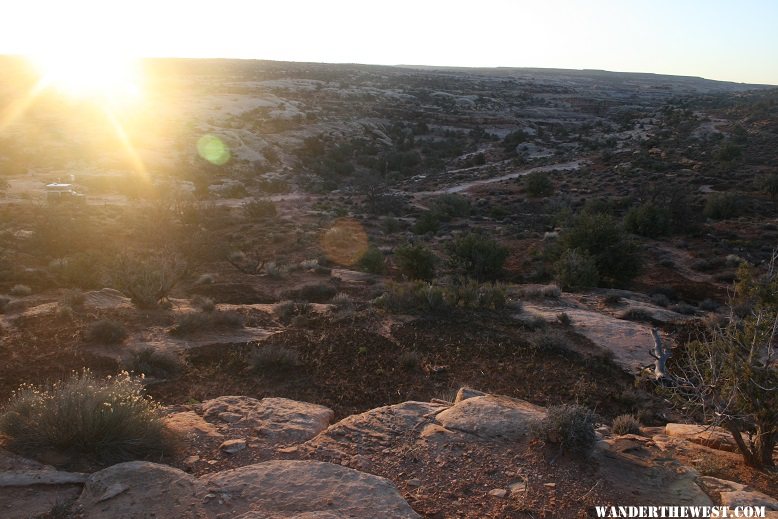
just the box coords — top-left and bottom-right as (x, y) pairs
(86, 319), (128, 344)
(0, 371), (171, 464)
(524, 172), (554, 197)
(554, 248), (599, 290)
(395, 244), (436, 281)
(611, 414), (641, 435)
(559, 213), (640, 286)
(412, 212), (440, 235)
(624, 201), (671, 237)
(446, 233), (509, 282)
(703, 192), (742, 220)
(358, 247), (386, 274)
(532, 404), (597, 454)
(430, 194), (471, 220)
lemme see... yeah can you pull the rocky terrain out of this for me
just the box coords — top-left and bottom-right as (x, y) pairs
(0, 57), (776, 517)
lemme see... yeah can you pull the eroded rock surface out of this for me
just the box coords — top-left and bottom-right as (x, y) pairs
(434, 395), (546, 440)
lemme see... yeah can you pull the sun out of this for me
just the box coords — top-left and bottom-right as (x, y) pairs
(29, 51), (143, 104)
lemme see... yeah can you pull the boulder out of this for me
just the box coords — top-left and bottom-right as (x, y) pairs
(201, 396), (333, 444)
(664, 423), (738, 453)
(202, 460), (419, 518)
(435, 395), (546, 440)
(76, 461), (208, 518)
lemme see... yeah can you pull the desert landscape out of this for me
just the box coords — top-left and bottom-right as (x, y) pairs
(0, 55), (776, 517)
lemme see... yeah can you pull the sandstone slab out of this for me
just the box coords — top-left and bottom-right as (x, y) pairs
(434, 395), (546, 440)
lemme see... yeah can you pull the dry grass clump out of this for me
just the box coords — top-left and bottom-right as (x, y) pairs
(0, 371), (172, 464)
(170, 310), (243, 336)
(532, 404), (597, 454)
(611, 414), (641, 435)
(124, 348), (184, 379)
(251, 345), (300, 373)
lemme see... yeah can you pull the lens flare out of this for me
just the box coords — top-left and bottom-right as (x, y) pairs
(197, 134), (231, 166)
(321, 218), (369, 266)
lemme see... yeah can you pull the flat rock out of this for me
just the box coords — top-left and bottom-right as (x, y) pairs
(202, 460), (419, 518)
(306, 401), (447, 455)
(720, 490), (778, 510)
(76, 461), (208, 518)
(664, 423), (737, 453)
(164, 411), (223, 439)
(201, 396), (334, 444)
(698, 476), (748, 494)
(434, 395), (546, 440)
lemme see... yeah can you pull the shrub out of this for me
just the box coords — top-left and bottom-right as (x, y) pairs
(520, 284), (561, 299)
(395, 244), (436, 281)
(524, 172), (554, 197)
(293, 282), (337, 303)
(412, 212), (440, 235)
(650, 293), (670, 307)
(375, 281), (450, 315)
(611, 414), (641, 435)
(61, 289), (85, 308)
(9, 284), (31, 296)
(0, 371), (171, 463)
(446, 233), (509, 282)
(430, 194), (471, 220)
(112, 254), (188, 309)
(703, 192), (742, 220)
(49, 252), (104, 289)
(251, 345), (299, 373)
(358, 247), (386, 274)
(554, 248), (599, 290)
(0, 295), (9, 313)
(761, 173), (778, 201)
(532, 404), (597, 454)
(624, 202), (671, 237)
(125, 348), (183, 379)
(85, 319), (128, 344)
(557, 312), (572, 326)
(559, 212), (640, 286)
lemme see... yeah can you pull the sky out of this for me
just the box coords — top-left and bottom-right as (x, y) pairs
(2, 0), (777, 85)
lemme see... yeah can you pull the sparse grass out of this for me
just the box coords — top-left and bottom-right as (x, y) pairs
(191, 295), (216, 313)
(520, 284), (561, 299)
(61, 289), (85, 308)
(611, 414), (641, 435)
(557, 312), (572, 326)
(85, 319), (128, 344)
(0, 370), (172, 464)
(532, 404), (597, 454)
(251, 345), (300, 373)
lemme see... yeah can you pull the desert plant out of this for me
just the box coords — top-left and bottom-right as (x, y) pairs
(650, 293), (670, 307)
(524, 172), (554, 197)
(665, 258), (778, 469)
(703, 192), (742, 220)
(395, 244), (436, 281)
(9, 284), (31, 296)
(412, 211), (440, 235)
(125, 349), (183, 379)
(0, 370), (171, 463)
(430, 193), (471, 219)
(358, 247), (386, 274)
(558, 212), (640, 286)
(446, 233), (509, 282)
(532, 404), (597, 454)
(251, 345), (300, 373)
(554, 248), (599, 290)
(624, 201), (671, 237)
(85, 319), (128, 344)
(191, 295), (216, 313)
(557, 312), (572, 326)
(61, 289), (86, 308)
(611, 414), (641, 435)
(112, 254), (188, 309)
(243, 199), (278, 219)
